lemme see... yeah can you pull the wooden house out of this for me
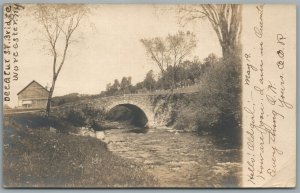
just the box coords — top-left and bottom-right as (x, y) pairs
(17, 80), (49, 109)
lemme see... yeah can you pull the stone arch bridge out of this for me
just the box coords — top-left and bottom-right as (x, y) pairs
(57, 85), (200, 127)
(93, 94), (157, 127)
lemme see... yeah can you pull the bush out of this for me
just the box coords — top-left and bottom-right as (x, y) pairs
(66, 110), (86, 126)
(64, 105), (106, 127)
(173, 107), (199, 131)
(174, 56), (241, 142)
(200, 56), (241, 131)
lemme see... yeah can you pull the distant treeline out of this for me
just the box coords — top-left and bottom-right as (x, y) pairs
(101, 53), (219, 97)
(52, 93), (100, 106)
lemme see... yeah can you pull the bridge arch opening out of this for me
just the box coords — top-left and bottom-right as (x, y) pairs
(106, 104), (148, 127)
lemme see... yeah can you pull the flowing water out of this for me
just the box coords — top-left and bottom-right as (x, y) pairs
(102, 125), (242, 187)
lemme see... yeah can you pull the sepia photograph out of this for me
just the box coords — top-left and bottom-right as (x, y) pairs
(2, 3), (296, 188)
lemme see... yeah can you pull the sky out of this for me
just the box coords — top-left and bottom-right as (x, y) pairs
(6, 4), (221, 107)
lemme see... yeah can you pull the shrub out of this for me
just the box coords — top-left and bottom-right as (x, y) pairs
(66, 110), (86, 126)
(63, 105), (106, 128)
(173, 107), (199, 131)
(174, 56), (241, 142)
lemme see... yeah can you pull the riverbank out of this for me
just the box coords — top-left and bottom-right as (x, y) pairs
(3, 113), (158, 187)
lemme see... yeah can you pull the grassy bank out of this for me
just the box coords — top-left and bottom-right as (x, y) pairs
(3, 113), (158, 188)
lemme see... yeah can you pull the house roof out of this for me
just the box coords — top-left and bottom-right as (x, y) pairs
(17, 80), (50, 95)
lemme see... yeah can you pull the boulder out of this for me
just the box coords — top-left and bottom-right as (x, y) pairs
(96, 131), (105, 140)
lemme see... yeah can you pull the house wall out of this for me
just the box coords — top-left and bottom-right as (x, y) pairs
(18, 81), (49, 109)
(21, 99), (48, 109)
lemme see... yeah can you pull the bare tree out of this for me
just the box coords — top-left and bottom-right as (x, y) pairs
(34, 4), (89, 116)
(179, 4), (242, 59)
(141, 31), (196, 90)
(140, 37), (167, 74)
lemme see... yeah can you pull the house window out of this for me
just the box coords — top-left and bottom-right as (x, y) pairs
(22, 100), (32, 108)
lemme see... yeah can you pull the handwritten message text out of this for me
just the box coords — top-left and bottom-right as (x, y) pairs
(243, 4), (295, 187)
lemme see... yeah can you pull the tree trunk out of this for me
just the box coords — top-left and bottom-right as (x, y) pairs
(222, 45), (233, 61)
(161, 72), (165, 90)
(46, 78), (57, 117)
(171, 67), (175, 93)
(210, 5), (242, 61)
(221, 40), (241, 62)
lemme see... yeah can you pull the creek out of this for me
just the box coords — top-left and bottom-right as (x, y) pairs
(100, 124), (242, 187)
